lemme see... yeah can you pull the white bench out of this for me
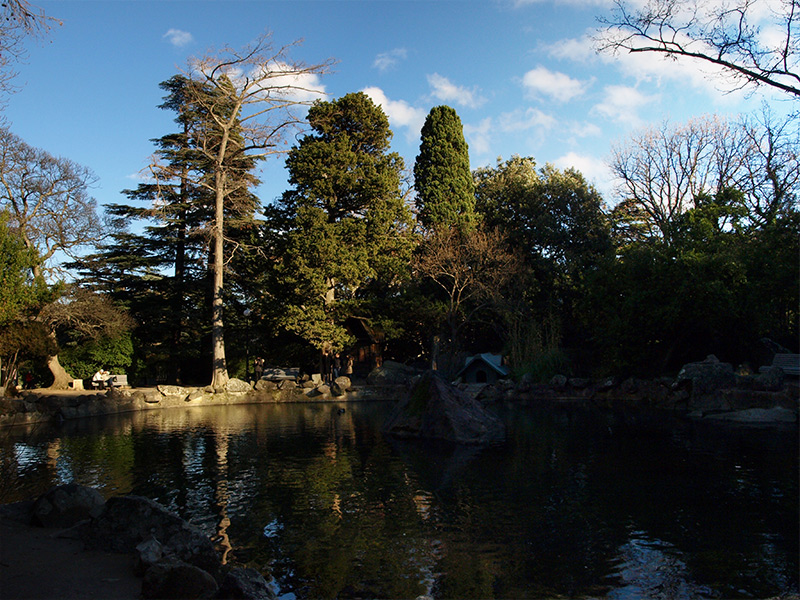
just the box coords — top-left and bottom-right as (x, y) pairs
(759, 354), (799, 377)
(108, 374), (129, 388)
(92, 374), (129, 389)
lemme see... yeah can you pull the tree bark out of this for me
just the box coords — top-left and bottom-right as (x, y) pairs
(210, 169), (229, 389)
(47, 354), (74, 390)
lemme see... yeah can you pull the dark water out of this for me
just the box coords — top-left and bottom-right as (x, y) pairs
(1, 401), (797, 599)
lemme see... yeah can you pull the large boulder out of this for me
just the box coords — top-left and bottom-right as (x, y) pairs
(141, 557), (218, 599)
(81, 495), (220, 577)
(225, 378), (252, 393)
(31, 483), (105, 528)
(676, 355), (736, 411)
(382, 371), (505, 444)
(331, 376), (351, 397)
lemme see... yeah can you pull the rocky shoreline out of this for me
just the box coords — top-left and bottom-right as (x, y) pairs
(1, 355), (797, 429)
(0, 483), (277, 599)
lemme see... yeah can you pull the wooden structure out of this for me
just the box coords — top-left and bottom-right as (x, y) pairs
(456, 353), (510, 384)
(344, 317), (384, 371)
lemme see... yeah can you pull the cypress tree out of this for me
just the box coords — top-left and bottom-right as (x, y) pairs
(414, 105), (476, 232)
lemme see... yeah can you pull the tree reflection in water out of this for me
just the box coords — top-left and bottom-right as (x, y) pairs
(0, 402), (797, 599)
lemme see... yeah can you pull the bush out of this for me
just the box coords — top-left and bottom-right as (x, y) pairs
(60, 333), (133, 379)
(515, 348), (572, 383)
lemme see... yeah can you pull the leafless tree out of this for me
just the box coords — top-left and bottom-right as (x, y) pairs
(0, 0), (59, 101)
(596, 0), (800, 98)
(414, 225), (522, 376)
(610, 112), (799, 239)
(737, 107), (800, 224)
(152, 32), (333, 388)
(0, 127), (102, 279)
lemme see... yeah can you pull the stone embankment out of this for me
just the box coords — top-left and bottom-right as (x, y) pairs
(2, 356), (797, 428)
(0, 375), (406, 428)
(466, 354), (798, 424)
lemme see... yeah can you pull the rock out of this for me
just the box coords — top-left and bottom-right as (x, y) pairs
(382, 370), (506, 444)
(81, 495), (220, 577)
(277, 380), (297, 391)
(310, 373), (323, 385)
(755, 366), (785, 391)
(134, 390), (162, 404)
(367, 361), (419, 386)
(31, 483), (105, 528)
(135, 536), (164, 575)
(217, 567), (275, 600)
(254, 379), (277, 391)
(225, 379), (252, 393)
(676, 355), (736, 411)
(186, 390), (206, 402)
(705, 407), (798, 424)
(301, 380), (316, 389)
(312, 384), (330, 396)
(550, 374), (568, 389)
(158, 385), (188, 398)
(141, 557), (218, 599)
(331, 376), (351, 396)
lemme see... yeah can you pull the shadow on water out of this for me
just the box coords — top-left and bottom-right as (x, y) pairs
(1, 401), (797, 599)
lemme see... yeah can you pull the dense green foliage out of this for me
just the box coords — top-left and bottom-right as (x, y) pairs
(270, 92), (415, 354)
(0, 211), (50, 327)
(414, 106), (476, 233)
(59, 332), (133, 379)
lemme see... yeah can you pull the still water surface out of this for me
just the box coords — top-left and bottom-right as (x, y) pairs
(1, 401), (797, 599)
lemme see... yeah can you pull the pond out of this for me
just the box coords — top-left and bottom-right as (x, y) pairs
(1, 401), (797, 599)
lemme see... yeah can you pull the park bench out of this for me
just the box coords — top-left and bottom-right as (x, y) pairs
(91, 374), (129, 389)
(759, 354), (799, 377)
(108, 374), (129, 388)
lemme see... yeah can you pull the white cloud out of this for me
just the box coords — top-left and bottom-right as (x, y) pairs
(553, 151), (614, 196)
(546, 33), (598, 62)
(374, 48), (408, 72)
(163, 28), (193, 48)
(427, 73), (486, 109)
(463, 117), (493, 157)
(361, 86), (427, 142)
(570, 121), (603, 138)
(522, 66), (589, 102)
(498, 107), (557, 132)
(592, 85), (659, 127)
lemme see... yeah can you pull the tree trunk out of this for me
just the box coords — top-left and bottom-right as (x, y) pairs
(210, 171), (229, 389)
(47, 354), (74, 390)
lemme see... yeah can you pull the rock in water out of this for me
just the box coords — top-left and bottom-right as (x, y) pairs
(382, 371), (505, 444)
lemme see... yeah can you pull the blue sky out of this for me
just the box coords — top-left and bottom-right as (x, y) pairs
(4, 0), (789, 211)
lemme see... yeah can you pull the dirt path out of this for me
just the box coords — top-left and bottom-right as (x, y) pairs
(0, 509), (140, 600)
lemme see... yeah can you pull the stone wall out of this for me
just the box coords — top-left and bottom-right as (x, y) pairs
(0, 378), (407, 428)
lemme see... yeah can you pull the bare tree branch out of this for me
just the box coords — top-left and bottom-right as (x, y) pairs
(596, 0), (800, 98)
